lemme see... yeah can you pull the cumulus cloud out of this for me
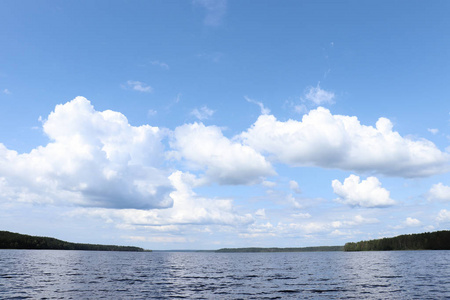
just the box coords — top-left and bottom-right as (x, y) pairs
(0, 97), (172, 209)
(332, 175), (395, 208)
(191, 106), (215, 120)
(193, 0), (227, 26)
(428, 183), (450, 201)
(240, 107), (449, 177)
(71, 171), (253, 227)
(170, 122), (275, 185)
(124, 80), (153, 92)
(3, 88), (11, 95)
(245, 96), (270, 115)
(303, 83), (335, 105)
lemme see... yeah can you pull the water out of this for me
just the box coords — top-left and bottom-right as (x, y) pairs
(1, 250), (449, 299)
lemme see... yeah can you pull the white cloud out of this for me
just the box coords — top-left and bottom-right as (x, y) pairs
(288, 222), (330, 234)
(428, 183), (450, 201)
(150, 60), (169, 70)
(245, 96), (270, 115)
(193, 0), (227, 26)
(124, 80), (153, 93)
(437, 209), (450, 223)
(428, 128), (439, 135)
(71, 171), (253, 227)
(262, 180), (277, 188)
(303, 83), (335, 105)
(3, 89), (11, 95)
(240, 214), (378, 239)
(404, 217), (421, 227)
(332, 175), (395, 208)
(240, 222), (276, 238)
(191, 106), (215, 120)
(391, 217), (422, 229)
(351, 215), (379, 225)
(334, 215), (379, 227)
(240, 107), (449, 177)
(147, 109), (157, 117)
(330, 230), (346, 236)
(170, 122), (275, 185)
(289, 180), (302, 194)
(0, 97), (172, 209)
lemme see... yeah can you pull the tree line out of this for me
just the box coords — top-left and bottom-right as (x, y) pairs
(0, 231), (147, 252)
(344, 230), (450, 251)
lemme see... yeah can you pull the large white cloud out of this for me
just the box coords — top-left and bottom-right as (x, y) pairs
(332, 174), (395, 208)
(240, 107), (449, 177)
(71, 171), (253, 227)
(170, 122), (275, 185)
(0, 97), (173, 209)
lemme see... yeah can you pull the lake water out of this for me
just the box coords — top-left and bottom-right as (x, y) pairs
(1, 250), (449, 299)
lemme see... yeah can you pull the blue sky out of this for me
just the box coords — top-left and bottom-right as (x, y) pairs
(1, 0), (449, 250)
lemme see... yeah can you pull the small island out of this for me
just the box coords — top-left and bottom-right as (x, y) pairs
(344, 230), (450, 251)
(0, 231), (148, 252)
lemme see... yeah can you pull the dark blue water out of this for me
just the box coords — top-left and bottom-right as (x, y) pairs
(1, 250), (449, 299)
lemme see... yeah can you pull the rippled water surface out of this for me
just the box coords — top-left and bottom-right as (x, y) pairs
(1, 250), (450, 299)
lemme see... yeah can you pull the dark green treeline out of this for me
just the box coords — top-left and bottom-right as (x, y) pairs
(0, 231), (146, 252)
(344, 230), (450, 251)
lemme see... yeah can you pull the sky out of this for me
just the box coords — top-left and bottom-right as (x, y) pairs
(0, 0), (450, 250)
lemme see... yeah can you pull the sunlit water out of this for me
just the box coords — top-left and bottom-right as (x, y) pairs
(1, 250), (449, 299)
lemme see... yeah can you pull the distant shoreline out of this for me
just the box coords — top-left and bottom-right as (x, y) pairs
(0, 230), (148, 252)
(2, 230), (449, 252)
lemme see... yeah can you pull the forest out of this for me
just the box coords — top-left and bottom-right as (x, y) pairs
(0, 231), (146, 252)
(344, 230), (450, 251)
